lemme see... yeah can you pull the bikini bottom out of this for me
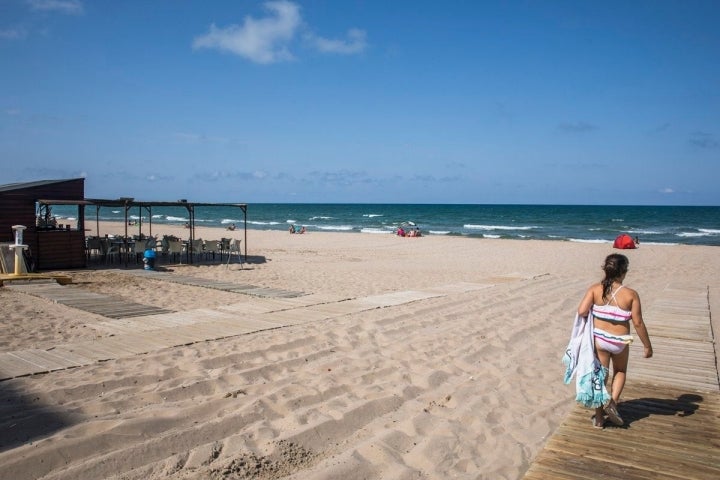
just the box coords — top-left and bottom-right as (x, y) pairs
(594, 327), (633, 355)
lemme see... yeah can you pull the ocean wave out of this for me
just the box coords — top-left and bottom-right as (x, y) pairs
(464, 224), (537, 231)
(428, 230), (450, 235)
(310, 216), (334, 220)
(483, 234), (501, 239)
(166, 216), (188, 222)
(247, 220), (281, 226)
(699, 228), (720, 234)
(676, 232), (712, 238)
(317, 225), (354, 231)
(363, 214), (383, 218)
(360, 228), (391, 234)
(569, 238), (611, 244)
(220, 218), (240, 224)
(627, 229), (663, 235)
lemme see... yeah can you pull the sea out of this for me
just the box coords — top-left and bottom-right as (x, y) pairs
(50, 204), (720, 247)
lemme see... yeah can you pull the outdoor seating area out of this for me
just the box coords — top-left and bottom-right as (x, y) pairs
(84, 234), (242, 267)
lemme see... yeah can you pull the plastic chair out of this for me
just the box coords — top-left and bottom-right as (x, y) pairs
(167, 239), (184, 263)
(190, 238), (205, 262)
(204, 239), (220, 260)
(225, 239), (243, 269)
(133, 239), (147, 263)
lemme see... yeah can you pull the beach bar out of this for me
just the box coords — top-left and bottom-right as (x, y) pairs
(1, 178), (248, 271)
(0, 178), (87, 270)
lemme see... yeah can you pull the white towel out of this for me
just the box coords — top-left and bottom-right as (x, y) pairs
(562, 312), (610, 408)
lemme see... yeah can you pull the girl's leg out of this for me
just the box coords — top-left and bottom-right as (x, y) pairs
(593, 343), (612, 428)
(604, 347), (629, 426)
(609, 347), (629, 403)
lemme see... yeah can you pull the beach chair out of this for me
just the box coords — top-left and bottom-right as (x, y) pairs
(86, 236), (102, 262)
(225, 239), (243, 269)
(100, 238), (120, 264)
(167, 239), (184, 264)
(204, 239), (220, 261)
(133, 239), (147, 263)
(190, 238), (205, 262)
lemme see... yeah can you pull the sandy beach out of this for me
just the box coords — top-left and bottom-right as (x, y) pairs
(1, 223), (718, 480)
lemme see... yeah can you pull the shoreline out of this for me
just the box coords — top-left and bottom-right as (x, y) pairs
(74, 218), (706, 249)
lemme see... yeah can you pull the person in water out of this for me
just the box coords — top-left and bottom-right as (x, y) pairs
(577, 253), (653, 428)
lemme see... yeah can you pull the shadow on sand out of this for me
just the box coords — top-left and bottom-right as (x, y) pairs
(0, 378), (74, 453)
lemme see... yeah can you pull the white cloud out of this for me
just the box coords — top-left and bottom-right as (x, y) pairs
(660, 187), (675, 194)
(193, 1), (368, 63)
(306, 28), (367, 54)
(26, 0), (84, 15)
(193, 0), (302, 64)
(0, 27), (28, 40)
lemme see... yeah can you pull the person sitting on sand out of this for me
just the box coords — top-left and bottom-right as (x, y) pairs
(226, 223), (236, 231)
(397, 227), (405, 237)
(289, 225), (296, 234)
(576, 253), (653, 429)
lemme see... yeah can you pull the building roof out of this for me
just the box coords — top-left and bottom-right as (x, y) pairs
(0, 178), (84, 193)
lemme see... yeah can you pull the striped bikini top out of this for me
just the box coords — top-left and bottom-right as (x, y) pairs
(592, 286), (632, 323)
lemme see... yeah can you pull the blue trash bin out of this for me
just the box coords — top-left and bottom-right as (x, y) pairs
(143, 249), (156, 270)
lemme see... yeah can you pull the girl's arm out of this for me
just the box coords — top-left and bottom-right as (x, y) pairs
(631, 292), (653, 358)
(577, 285), (596, 317)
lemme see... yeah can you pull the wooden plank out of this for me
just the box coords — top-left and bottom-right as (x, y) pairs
(0, 353), (42, 379)
(14, 349), (80, 370)
(45, 347), (97, 365)
(525, 384), (720, 480)
(64, 341), (122, 361)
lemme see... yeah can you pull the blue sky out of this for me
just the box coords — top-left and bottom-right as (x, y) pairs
(1, 0), (718, 205)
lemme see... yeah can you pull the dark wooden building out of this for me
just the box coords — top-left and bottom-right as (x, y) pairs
(0, 178), (87, 270)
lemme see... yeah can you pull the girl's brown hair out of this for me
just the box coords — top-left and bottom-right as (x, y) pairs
(602, 253), (629, 299)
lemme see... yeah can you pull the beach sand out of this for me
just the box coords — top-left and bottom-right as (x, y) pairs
(1, 223), (718, 479)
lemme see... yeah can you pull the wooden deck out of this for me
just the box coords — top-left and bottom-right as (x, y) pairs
(0, 279), (496, 381)
(523, 284), (719, 480)
(4, 280), (173, 318)
(119, 269), (306, 298)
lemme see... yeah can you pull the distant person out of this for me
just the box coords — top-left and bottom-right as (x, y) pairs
(289, 225), (296, 234)
(634, 236), (640, 245)
(298, 226), (306, 234)
(575, 254), (653, 429)
(397, 227), (405, 237)
(226, 223), (236, 231)
(184, 222), (190, 229)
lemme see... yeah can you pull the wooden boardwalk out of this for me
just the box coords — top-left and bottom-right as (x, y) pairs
(0, 279), (496, 381)
(4, 280), (173, 318)
(523, 284), (720, 480)
(119, 269), (306, 298)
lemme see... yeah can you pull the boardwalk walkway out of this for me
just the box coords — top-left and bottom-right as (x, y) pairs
(0, 278), (498, 381)
(523, 284), (719, 480)
(119, 269), (306, 298)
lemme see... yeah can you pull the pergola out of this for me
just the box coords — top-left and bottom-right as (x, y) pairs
(38, 197), (248, 265)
